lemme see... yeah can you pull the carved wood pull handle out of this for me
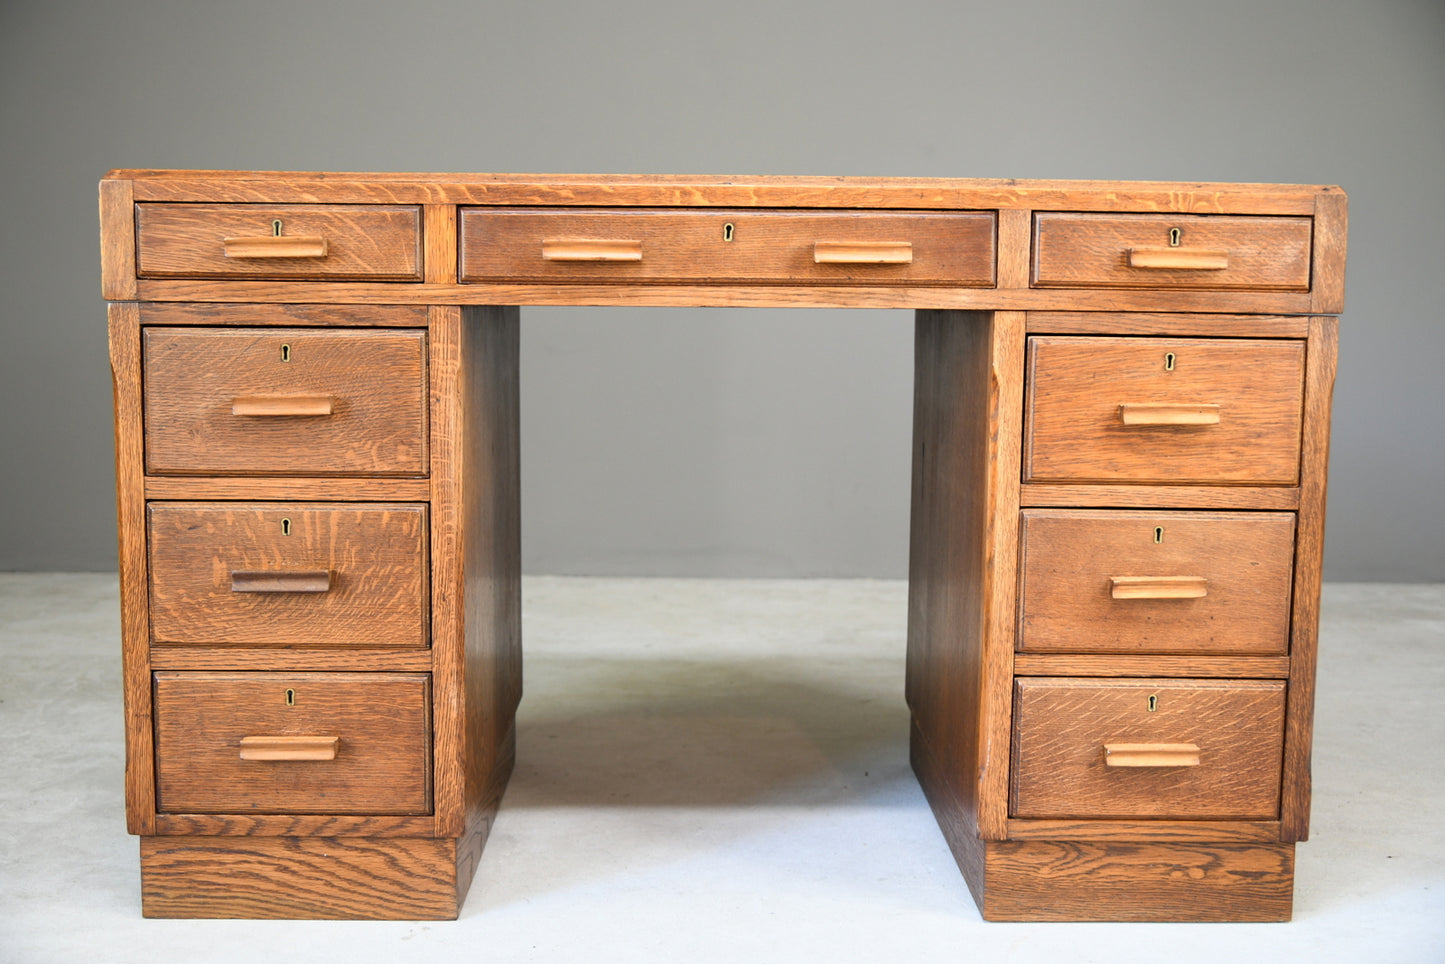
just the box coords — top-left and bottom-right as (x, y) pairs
(223, 236), (329, 259)
(1118, 403), (1221, 426)
(230, 570), (333, 593)
(239, 735), (340, 761)
(1104, 743), (1201, 767)
(542, 239), (643, 261)
(813, 241), (913, 264)
(231, 395), (334, 417)
(1110, 575), (1209, 599)
(1127, 247), (1229, 270)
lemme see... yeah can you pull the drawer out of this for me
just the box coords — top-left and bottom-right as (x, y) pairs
(1024, 336), (1306, 484)
(458, 208), (996, 286)
(143, 327), (428, 477)
(148, 502), (428, 648)
(1018, 510), (1295, 655)
(136, 204), (422, 280)
(153, 672), (431, 814)
(1010, 678), (1285, 820)
(1031, 213), (1312, 290)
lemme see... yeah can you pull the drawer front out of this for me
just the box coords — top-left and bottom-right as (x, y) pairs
(1024, 336), (1306, 484)
(1018, 510), (1295, 655)
(1011, 678), (1285, 820)
(136, 204), (422, 280)
(148, 502), (428, 648)
(459, 208), (996, 286)
(143, 327), (428, 477)
(1031, 213), (1312, 290)
(153, 672), (431, 814)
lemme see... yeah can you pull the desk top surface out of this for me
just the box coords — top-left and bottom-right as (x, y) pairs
(103, 171), (1343, 215)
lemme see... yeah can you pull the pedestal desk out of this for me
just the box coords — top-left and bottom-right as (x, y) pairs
(100, 171), (1345, 921)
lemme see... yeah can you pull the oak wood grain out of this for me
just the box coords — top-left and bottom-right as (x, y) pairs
(1018, 483), (1299, 511)
(149, 647), (432, 672)
(1004, 819), (1282, 842)
(109, 303), (155, 834)
(143, 327), (428, 477)
(139, 302), (429, 327)
(141, 836), (461, 919)
(144, 477), (431, 502)
(979, 839), (1294, 922)
(99, 178), (136, 300)
(1032, 214), (1312, 290)
(1017, 509), (1295, 655)
(1026, 311), (1310, 338)
(461, 209), (995, 286)
(1012, 654), (1291, 679)
(153, 672), (431, 814)
(147, 502), (428, 647)
(112, 170), (1335, 216)
(137, 203), (421, 280)
(1310, 193), (1349, 314)
(1024, 336), (1306, 484)
(132, 278), (1320, 313)
(424, 203), (458, 284)
(152, 814), (435, 837)
(1010, 678), (1286, 820)
(1280, 316), (1338, 841)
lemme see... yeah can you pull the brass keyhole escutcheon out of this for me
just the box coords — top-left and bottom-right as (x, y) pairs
(280, 343), (292, 362)
(723, 222), (735, 242)
(1168, 227), (1182, 247)
(285, 688), (296, 707)
(1165, 352), (1176, 371)
(273, 219), (284, 237)
(281, 518), (292, 536)
(1154, 526), (1164, 544)
(1147, 694), (1159, 712)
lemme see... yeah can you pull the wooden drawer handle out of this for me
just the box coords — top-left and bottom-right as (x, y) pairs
(1104, 743), (1201, 767)
(223, 235), (329, 259)
(239, 735), (340, 761)
(1118, 403), (1221, 426)
(813, 241), (913, 264)
(230, 570), (333, 593)
(1110, 575), (1209, 599)
(231, 395), (334, 417)
(542, 239), (643, 261)
(1127, 247), (1229, 270)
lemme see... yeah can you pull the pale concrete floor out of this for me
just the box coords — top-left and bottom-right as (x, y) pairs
(1, 575), (1442, 963)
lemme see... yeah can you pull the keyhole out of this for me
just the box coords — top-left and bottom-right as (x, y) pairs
(1164, 352), (1176, 371)
(1168, 227), (1182, 247)
(1148, 694), (1159, 712)
(1154, 526), (1164, 544)
(285, 688), (296, 707)
(280, 343), (291, 362)
(723, 222), (735, 242)
(273, 219), (284, 237)
(281, 518), (292, 536)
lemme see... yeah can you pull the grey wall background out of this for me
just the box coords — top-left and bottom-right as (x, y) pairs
(1, 0), (1441, 580)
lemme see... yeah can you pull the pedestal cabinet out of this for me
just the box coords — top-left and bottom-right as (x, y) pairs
(101, 172), (1344, 921)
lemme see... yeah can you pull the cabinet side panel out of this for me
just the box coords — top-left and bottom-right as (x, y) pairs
(1280, 316), (1338, 841)
(100, 179), (137, 300)
(907, 309), (1020, 851)
(110, 302), (154, 833)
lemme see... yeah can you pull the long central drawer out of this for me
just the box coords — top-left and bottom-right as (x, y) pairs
(459, 208), (997, 286)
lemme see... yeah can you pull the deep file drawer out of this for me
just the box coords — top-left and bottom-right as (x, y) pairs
(153, 672), (432, 814)
(1010, 678), (1286, 820)
(143, 327), (428, 477)
(147, 502), (429, 648)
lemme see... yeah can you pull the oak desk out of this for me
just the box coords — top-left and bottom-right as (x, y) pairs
(100, 171), (1345, 921)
